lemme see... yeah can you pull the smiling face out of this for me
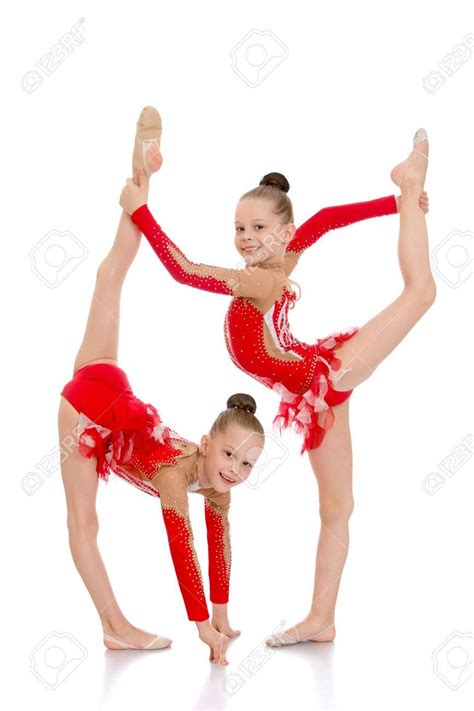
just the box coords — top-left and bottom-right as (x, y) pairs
(234, 198), (295, 267)
(199, 424), (265, 493)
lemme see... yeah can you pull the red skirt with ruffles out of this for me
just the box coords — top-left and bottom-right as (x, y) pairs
(272, 326), (359, 454)
(60, 363), (190, 495)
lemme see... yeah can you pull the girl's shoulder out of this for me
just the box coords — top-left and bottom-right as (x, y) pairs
(172, 442), (200, 489)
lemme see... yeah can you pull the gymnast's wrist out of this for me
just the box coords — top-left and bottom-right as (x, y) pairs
(211, 602), (228, 618)
(194, 618), (211, 631)
(130, 203), (149, 220)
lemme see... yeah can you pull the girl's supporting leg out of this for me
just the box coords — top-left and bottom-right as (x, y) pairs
(329, 140), (436, 393)
(59, 396), (167, 648)
(274, 398), (352, 642)
(59, 397), (124, 637)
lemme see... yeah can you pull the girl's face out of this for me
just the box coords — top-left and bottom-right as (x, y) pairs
(200, 424), (264, 493)
(234, 198), (295, 266)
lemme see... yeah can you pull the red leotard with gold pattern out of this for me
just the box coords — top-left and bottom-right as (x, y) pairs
(131, 195), (397, 452)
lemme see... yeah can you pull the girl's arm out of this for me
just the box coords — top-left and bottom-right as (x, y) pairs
(154, 466), (210, 621)
(155, 466), (232, 663)
(283, 194), (398, 277)
(130, 203), (276, 300)
(202, 489), (231, 605)
(201, 488), (240, 638)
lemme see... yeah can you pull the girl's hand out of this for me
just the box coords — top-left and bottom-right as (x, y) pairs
(196, 620), (229, 665)
(211, 605), (241, 638)
(395, 191), (429, 214)
(119, 169), (149, 215)
(419, 190), (429, 213)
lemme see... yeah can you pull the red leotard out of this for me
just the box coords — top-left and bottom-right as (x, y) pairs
(131, 195), (398, 452)
(61, 363), (230, 621)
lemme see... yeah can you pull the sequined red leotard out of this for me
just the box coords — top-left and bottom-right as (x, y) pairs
(131, 195), (398, 452)
(61, 363), (229, 621)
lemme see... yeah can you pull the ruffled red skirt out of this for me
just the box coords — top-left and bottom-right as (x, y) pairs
(61, 363), (188, 494)
(272, 326), (359, 454)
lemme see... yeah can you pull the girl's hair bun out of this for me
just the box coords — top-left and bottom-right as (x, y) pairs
(227, 393), (257, 415)
(259, 172), (290, 193)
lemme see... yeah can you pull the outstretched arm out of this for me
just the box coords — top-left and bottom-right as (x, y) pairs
(120, 172), (275, 300)
(130, 203), (276, 300)
(283, 194), (398, 276)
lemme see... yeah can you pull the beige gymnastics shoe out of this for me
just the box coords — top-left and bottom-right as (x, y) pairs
(103, 633), (172, 650)
(390, 128), (429, 189)
(265, 631), (299, 647)
(132, 106), (163, 183)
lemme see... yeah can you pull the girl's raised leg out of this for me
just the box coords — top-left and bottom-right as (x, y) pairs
(329, 135), (436, 392)
(73, 210), (143, 372)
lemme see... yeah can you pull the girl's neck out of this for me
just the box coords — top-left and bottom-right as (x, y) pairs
(196, 449), (212, 489)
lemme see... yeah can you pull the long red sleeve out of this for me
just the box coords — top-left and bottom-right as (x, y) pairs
(153, 466), (210, 621)
(160, 506), (210, 621)
(287, 195), (398, 255)
(131, 203), (277, 299)
(203, 493), (231, 604)
(131, 204), (232, 295)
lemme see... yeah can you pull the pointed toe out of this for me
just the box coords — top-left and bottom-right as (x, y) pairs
(265, 632), (299, 647)
(413, 128), (428, 146)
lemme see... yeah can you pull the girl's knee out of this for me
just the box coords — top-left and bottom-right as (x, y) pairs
(404, 279), (436, 309)
(319, 497), (354, 524)
(422, 278), (437, 307)
(67, 514), (99, 539)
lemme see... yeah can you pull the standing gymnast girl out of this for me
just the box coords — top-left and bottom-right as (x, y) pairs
(119, 119), (434, 647)
(58, 107), (265, 664)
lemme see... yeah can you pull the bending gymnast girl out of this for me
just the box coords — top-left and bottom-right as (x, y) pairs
(58, 108), (265, 664)
(120, 110), (435, 647)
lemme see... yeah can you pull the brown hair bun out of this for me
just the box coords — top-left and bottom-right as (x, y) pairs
(259, 172), (290, 193)
(227, 393), (257, 415)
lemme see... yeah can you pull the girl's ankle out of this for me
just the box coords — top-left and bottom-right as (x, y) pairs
(400, 180), (424, 196)
(101, 618), (131, 636)
(308, 609), (335, 624)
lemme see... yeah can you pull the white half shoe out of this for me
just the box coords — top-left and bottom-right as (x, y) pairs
(103, 633), (172, 650)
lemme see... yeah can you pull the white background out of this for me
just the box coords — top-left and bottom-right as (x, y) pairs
(2, 1), (473, 709)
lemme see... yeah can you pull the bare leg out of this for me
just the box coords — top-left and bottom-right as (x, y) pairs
(73, 210), (142, 372)
(272, 399), (352, 643)
(330, 139), (436, 392)
(59, 394), (169, 649)
(58, 397), (131, 638)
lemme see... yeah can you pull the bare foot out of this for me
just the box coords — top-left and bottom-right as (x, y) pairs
(102, 621), (171, 650)
(390, 136), (429, 190)
(266, 615), (335, 647)
(132, 106), (163, 183)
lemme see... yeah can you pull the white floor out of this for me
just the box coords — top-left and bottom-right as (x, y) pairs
(14, 421), (474, 710)
(17, 582), (474, 711)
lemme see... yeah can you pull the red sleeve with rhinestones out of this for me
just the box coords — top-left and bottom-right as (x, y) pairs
(287, 195), (398, 255)
(131, 204), (279, 300)
(131, 204), (234, 295)
(154, 467), (210, 621)
(203, 491), (231, 604)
